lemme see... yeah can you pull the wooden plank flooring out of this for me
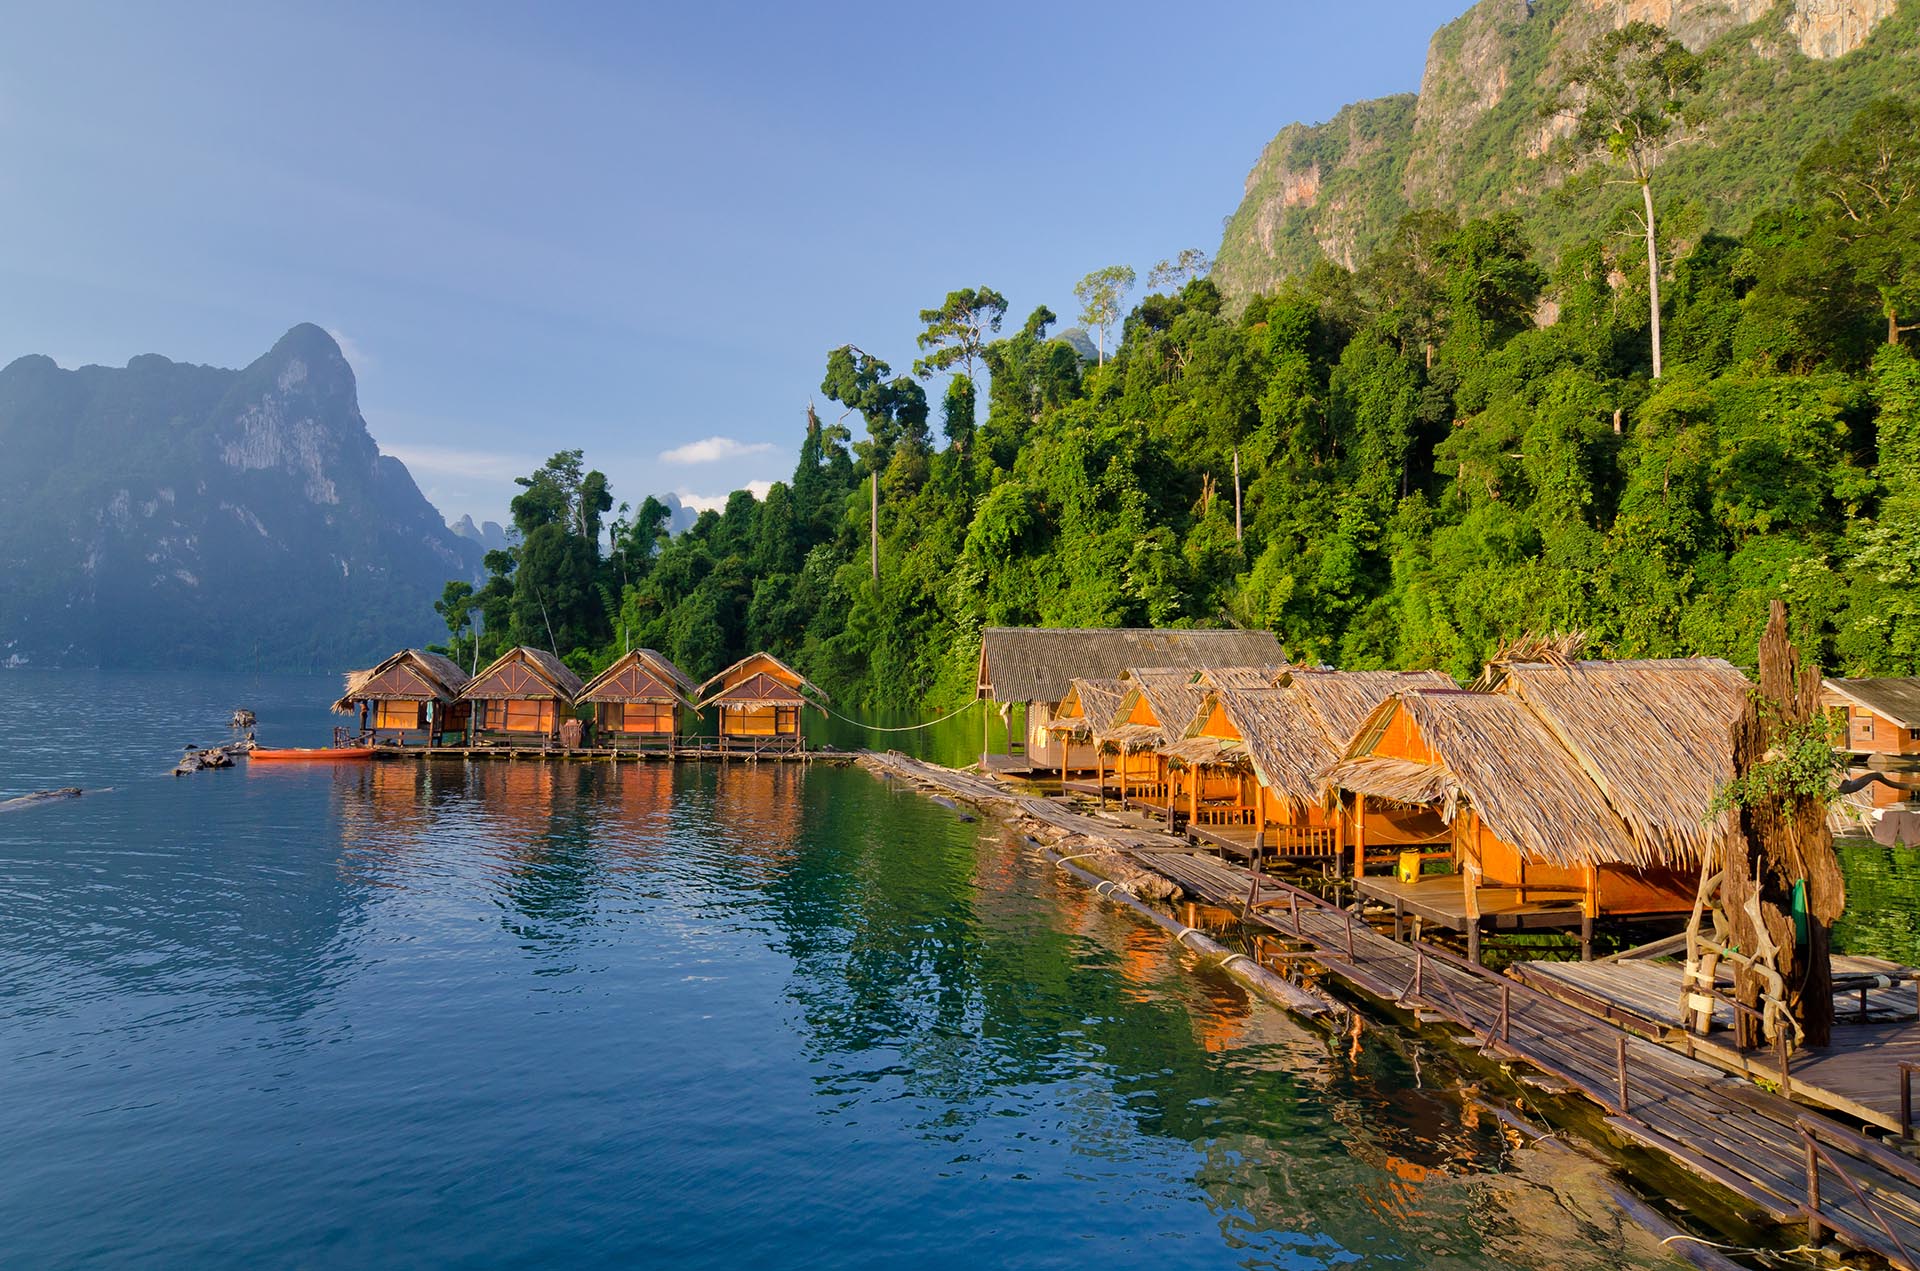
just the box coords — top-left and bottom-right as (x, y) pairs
(858, 752), (1920, 1268)
(1517, 957), (1920, 1135)
(1147, 852), (1920, 1266)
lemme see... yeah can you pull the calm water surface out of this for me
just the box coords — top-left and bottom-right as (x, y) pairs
(0, 670), (1682, 1269)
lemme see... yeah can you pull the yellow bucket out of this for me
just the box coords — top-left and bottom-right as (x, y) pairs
(1397, 851), (1422, 884)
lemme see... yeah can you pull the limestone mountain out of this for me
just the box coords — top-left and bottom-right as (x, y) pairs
(1214, 0), (1914, 303)
(0, 324), (482, 668)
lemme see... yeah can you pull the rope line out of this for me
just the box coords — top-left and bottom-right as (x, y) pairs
(819, 699), (980, 733)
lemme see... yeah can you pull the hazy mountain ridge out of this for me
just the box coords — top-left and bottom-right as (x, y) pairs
(0, 324), (481, 669)
(1214, 0), (1913, 301)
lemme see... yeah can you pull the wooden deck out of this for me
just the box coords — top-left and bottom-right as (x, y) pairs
(1143, 851), (1920, 1268)
(1515, 955), (1920, 1136)
(859, 751), (1920, 1268)
(1356, 873), (1591, 931)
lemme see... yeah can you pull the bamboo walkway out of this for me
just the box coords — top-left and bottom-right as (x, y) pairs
(863, 751), (1920, 1269)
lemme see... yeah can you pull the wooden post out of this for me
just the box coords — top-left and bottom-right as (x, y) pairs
(981, 697), (990, 769)
(1096, 747), (1106, 809)
(1805, 1133), (1824, 1243)
(1166, 765), (1177, 831)
(1582, 864), (1598, 962)
(1351, 796), (1366, 879)
(1467, 922), (1481, 966)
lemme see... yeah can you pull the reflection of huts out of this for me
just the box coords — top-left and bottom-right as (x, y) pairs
(457, 647), (584, 747)
(333, 649), (472, 746)
(696, 652), (828, 754)
(1321, 657), (1747, 961)
(576, 649), (698, 752)
(1165, 669), (1454, 862)
(974, 627), (1288, 772)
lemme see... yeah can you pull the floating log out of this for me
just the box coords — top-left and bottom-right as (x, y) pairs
(0, 787), (84, 812)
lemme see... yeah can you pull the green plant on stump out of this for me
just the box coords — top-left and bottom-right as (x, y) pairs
(1707, 600), (1848, 1049)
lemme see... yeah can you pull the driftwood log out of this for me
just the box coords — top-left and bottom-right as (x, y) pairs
(0, 788), (85, 812)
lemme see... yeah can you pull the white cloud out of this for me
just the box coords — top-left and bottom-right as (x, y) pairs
(675, 481), (772, 515)
(659, 435), (776, 465)
(326, 327), (372, 372)
(382, 443), (534, 482)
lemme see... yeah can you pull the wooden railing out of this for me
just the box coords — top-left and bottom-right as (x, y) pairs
(1800, 1118), (1920, 1269)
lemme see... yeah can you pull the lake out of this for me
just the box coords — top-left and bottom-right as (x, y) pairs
(0, 670), (1689, 1268)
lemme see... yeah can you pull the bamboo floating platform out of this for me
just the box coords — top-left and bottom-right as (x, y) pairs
(862, 749), (1920, 1270)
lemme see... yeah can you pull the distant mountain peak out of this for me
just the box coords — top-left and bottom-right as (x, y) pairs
(0, 326), (481, 668)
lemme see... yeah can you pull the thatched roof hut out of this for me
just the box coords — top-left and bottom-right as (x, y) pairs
(578, 648), (698, 710)
(1487, 658), (1748, 865)
(1197, 665), (1288, 690)
(1099, 669), (1210, 753)
(1284, 668), (1458, 746)
(975, 627), (1288, 704)
(1046, 677), (1127, 740)
(695, 651), (829, 709)
(333, 648), (470, 714)
(1325, 689), (1644, 869)
(1172, 670), (1456, 812)
(457, 647), (584, 704)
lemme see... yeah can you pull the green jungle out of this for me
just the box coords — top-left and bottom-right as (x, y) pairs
(435, 72), (1920, 711)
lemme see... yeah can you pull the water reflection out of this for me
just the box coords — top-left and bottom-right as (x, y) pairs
(0, 672), (1682, 1269)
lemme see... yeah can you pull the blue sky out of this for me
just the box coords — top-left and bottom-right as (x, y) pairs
(0, 2), (1452, 525)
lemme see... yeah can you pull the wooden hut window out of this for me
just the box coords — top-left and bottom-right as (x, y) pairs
(374, 701), (424, 730)
(494, 700), (554, 733)
(616, 702), (673, 734)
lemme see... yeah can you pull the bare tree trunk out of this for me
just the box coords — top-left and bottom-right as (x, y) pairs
(1642, 179), (1663, 380)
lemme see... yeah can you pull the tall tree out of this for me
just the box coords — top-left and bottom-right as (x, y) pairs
(1146, 248), (1210, 294)
(1074, 265), (1136, 366)
(1554, 21), (1702, 379)
(912, 287), (1008, 383)
(1797, 96), (1920, 347)
(820, 345), (930, 472)
(913, 287), (1006, 449)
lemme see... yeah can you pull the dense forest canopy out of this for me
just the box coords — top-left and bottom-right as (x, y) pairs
(438, 92), (1920, 710)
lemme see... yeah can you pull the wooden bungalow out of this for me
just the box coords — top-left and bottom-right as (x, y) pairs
(333, 649), (472, 746)
(696, 652), (827, 754)
(457, 647), (585, 748)
(1094, 669), (1212, 824)
(576, 649), (698, 752)
(974, 627), (1287, 773)
(1165, 669), (1454, 863)
(1322, 681), (1715, 962)
(1485, 656), (1748, 866)
(1822, 676), (1920, 810)
(1043, 677), (1126, 784)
